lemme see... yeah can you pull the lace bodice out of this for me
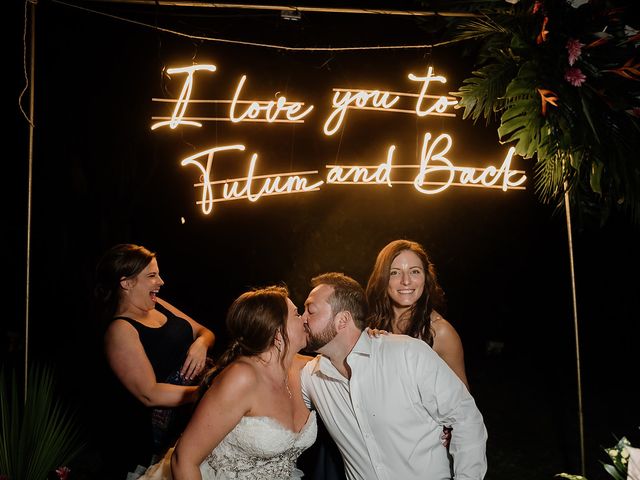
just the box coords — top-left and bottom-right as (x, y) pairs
(200, 411), (317, 480)
(139, 411), (317, 480)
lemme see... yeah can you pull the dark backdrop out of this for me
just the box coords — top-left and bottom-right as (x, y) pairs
(6, 2), (639, 479)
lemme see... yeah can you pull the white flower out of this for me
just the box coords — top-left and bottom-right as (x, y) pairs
(568, 0), (589, 7)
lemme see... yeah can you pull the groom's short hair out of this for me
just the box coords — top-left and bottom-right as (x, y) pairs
(311, 273), (367, 330)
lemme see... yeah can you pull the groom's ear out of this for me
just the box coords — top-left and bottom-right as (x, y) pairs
(335, 311), (353, 330)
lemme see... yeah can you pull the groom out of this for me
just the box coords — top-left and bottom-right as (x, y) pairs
(300, 272), (487, 480)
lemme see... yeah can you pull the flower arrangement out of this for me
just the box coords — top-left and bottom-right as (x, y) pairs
(557, 436), (640, 480)
(448, 0), (640, 226)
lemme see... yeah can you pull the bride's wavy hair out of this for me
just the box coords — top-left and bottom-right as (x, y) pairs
(200, 286), (290, 395)
(366, 240), (445, 346)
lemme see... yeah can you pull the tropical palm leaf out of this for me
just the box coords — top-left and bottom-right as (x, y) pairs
(0, 365), (84, 480)
(452, 55), (518, 124)
(451, 15), (510, 43)
(534, 150), (566, 204)
(449, 0), (640, 225)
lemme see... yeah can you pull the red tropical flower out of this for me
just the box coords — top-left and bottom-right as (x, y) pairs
(536, 16), (549, 44)
(604, 58), (640, 80)
(55, 466), (71, 480)
(537, 88), (559, 115)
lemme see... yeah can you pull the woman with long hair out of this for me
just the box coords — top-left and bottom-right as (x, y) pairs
(366, 239), (468, 389)
(142, 286), (316, 480)
(95, 243), (215, 475)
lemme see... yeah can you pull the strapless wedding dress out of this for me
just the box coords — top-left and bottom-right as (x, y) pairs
(140, 411), (317, 480)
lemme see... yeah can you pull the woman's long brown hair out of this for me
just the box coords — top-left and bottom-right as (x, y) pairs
(366, 240), (445, 346)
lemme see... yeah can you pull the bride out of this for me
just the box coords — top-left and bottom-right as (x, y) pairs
(141, 286), (316, 480)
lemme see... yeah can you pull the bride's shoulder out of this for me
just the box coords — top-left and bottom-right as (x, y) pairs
(213, 359), (260, 393)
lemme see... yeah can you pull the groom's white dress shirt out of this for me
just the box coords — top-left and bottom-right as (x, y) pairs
(301, 331), (487, 480)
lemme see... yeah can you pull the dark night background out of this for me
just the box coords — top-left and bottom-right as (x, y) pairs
(6, 1), (639, 479)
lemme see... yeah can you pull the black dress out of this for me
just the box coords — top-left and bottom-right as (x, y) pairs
(103, 303), (196, 477)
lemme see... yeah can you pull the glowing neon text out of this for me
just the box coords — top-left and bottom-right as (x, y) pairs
(230, 75), (314, 123)
(182, 133), (526, 215)
(150, 62), (526, 216)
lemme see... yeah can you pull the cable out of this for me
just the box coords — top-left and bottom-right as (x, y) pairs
(50, 0), (455, 51)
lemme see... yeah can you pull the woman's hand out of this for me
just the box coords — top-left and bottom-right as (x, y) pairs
(367, 327), (389, 337)
(441, 426), (452, 448)
(105, 320), (198, 407)
(156, 298), (215, 381)
(181, 337), (209, 381)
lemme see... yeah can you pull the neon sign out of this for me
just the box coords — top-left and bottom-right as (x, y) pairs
(151, 63), (527, 215)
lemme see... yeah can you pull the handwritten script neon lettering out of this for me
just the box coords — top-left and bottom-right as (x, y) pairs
(151, 65), (217, 130)
(152, 64), (457, 133)
(229, 75), (314, 123)
(408, 66), (458, 117)
(181, 133), (526, 215)
(151, 64), (314, 129)
(180, 145), (323, 214)
(323, 90), (400, 136)
(151, 62), (526, 215)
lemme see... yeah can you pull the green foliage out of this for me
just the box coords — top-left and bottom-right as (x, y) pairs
(455, 55), (519, 124)
(0, 365), (84, 480)
(602, 437), (633, 480)
(557, 436), (636, 480)
(448, 0), (640, 226)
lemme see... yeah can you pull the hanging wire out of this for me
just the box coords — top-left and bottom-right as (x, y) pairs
(50, 0), (458, 51)
(19, 0), (36, 127)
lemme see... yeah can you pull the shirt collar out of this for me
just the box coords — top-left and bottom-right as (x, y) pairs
(350, 329), (372, 356)
(311, 329), (371, 379)
(311, 330), (371, 379)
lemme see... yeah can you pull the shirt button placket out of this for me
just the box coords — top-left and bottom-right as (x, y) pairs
(351, 359), (385, 480)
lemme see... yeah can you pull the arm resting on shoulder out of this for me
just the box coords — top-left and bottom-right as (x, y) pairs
(105, 320), (198, 407)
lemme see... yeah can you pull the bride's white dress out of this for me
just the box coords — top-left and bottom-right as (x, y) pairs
(141, 411), (317, 480)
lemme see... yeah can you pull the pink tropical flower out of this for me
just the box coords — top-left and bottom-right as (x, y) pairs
(55, 466), (71, 480)
(566, 38), (584, 65)
(532, 1), (543, 14)
(565, 67), (587, 86)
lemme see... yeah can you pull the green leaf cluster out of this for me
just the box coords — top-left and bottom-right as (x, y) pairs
(556, 436), (635, 480)
(602, 437), (632, 480)
(448, 0), (640, 226)
(0, 365), (84, 480)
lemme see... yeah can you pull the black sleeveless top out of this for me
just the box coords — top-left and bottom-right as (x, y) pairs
(115, 302), (194, 382)
(108, 302), (197, 471)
